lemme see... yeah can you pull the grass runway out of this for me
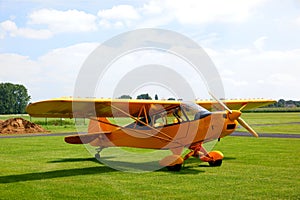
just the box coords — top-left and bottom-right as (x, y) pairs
(0, 135), (299, 199)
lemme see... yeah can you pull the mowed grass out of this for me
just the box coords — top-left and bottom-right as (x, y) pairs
(236, 112), (300, 134)
(0, 135), (299, 199)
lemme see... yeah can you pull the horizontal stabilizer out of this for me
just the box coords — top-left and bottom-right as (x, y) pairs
(64, 132), (111, 144)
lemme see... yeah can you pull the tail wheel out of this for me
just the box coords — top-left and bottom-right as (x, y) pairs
(208, 151), (224, 167)
(95, 153), (101, 160)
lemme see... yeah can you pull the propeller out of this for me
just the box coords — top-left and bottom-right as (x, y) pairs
(208, 91), (258, 137)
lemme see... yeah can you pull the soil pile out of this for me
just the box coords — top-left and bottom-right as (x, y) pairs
(0, 118), (48, 134)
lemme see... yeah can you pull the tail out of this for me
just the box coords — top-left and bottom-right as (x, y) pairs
(64, 132), (111, 144)
(64, 117), (116, 145)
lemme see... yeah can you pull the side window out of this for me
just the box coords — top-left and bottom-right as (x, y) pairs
(152, 107), (187, 127)
(152, 112), (166, 127)
(166, 110), (178, 125)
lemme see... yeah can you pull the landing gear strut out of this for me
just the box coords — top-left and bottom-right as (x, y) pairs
(95, 147), (103, 160)
(184, 143), (224, 167)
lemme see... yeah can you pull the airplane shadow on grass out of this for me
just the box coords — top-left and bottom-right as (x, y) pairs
(0, 157), (205, 183)
(0, 165), (115, 184)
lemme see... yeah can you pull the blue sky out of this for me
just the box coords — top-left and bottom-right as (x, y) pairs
(1, 0), (300, 101)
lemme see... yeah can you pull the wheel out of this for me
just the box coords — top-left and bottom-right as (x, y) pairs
(208, 159), (222, 167)
(95, 153), (101, 160)
(167, 164), (182, 171)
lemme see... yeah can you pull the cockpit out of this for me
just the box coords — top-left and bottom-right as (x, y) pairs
(151, 102), (211, 127)
(124, 102), (211, 129)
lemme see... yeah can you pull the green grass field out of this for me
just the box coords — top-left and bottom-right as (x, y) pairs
(236, 112), (300, 134)
(0, 136), (299, 199)
(0, 113), (299, 199)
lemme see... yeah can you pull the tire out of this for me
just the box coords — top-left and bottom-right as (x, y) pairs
(167, 164), (182, 171)
(208, 159), (222, 167)
(95, 153), (101, 160)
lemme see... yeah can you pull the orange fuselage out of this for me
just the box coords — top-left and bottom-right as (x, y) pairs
(86, 111), (237, 150)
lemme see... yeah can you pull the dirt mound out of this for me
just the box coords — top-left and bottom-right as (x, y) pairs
(0, 118), (48, 134)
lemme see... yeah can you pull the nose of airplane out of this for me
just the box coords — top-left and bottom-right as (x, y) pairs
(228, 110), (242, 121)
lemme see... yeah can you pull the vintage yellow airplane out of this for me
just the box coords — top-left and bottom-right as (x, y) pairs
(26, 96), (275, 171)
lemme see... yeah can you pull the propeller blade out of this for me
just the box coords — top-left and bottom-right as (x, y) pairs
(208, 91), (258, 138)
(237, 117), (259, 137)
(208, 91), (232, 113)
(238, 104), (248, 111)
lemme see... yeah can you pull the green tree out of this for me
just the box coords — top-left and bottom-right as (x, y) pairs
(0, 82), (31, 114)
(136, 93), (152, 100)
(118, 95), (132, 99)
(277, 99), (286, 107)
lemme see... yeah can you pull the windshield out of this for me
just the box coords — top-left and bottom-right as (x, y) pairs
(181, 102), (211, 121)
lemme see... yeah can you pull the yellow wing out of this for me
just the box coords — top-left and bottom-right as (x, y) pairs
(196, 99), (276, 111)
(26, 97), (276, 118)
(26, 98), (179, 118)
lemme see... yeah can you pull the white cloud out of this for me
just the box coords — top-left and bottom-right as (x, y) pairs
(253, 36), (268, 51)
(141, 1), (163, 15)
(99, 19), (124, 29)
(97, 0), (267, 29)
(98, 5), (140, 20)
(0, 1), (269, 39)
(169, 0), (265, 24)
(208, 46), (300, 99)
(0, 53), (40, 80)
(1, 0), (299, 100)
(223, 78), (248, 87)
(0, 20), (53, 39)
(296, 16), (300, 25)
(28, 9), (97, 33)
(0, 9), (97, 39)
(138, 0), (267, 26)
(0, 20), (17, 32)
(97, 5), (140, 28)
(268, 73), (297, 86)
(0, 43), (98, 101)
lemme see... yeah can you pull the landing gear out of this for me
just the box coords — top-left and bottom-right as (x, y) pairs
(159, 154), (184, 172)
(209, 159), (223, 167)
(95, 153), (101, 160)
(206, 151), (224, 167)
(94, 147), (103, 160)
(167, 164), (182, 171)
(184, 143), (224, 167)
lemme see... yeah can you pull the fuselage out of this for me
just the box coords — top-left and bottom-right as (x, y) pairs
(87, 110), (238, 150)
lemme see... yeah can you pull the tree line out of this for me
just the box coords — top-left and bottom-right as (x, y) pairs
(119, 93), (174, 100)
(265, 99), (300, 108)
